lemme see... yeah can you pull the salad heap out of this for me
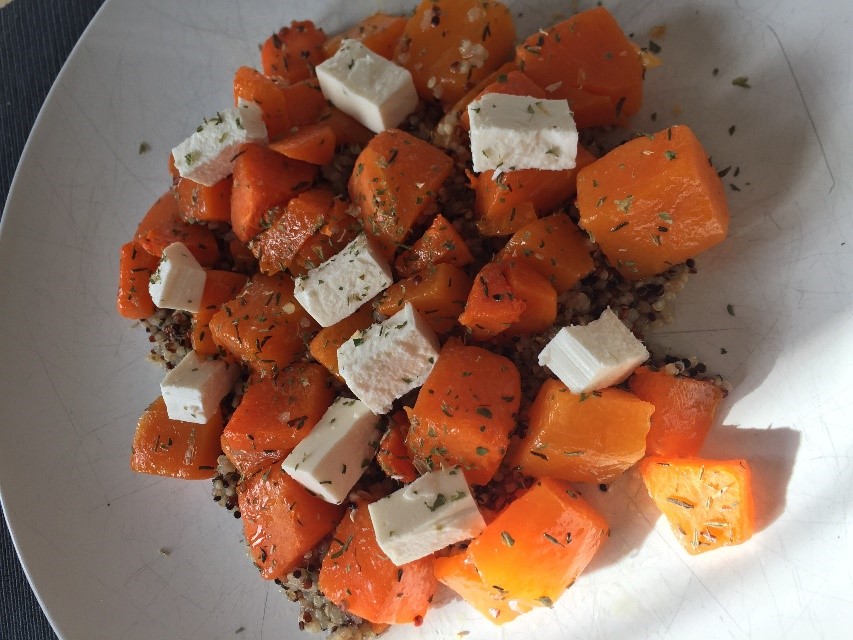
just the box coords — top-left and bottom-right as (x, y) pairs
(117, 2), (754, 637)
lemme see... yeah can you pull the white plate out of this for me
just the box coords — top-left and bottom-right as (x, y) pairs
(1, 0), (851, 638)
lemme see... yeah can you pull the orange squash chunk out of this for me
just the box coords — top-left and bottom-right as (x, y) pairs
(281, 78), (329, 128)
(191, 270), (249, 356)
(576, 125), (729, 280)
(117, 241), (159, 320)
(466, 478), (609, 613)
(406, 339), (520, 486)
(238, 463), (343, 580)
(268, 122), (336, 165)
(323, 13), (407, 60)
(457, 262), (525, 341)
(496, 213), (594, 294)
(502, 260), (557, 336)
(233, 66), (292, 139)
(473, 146), (596, 237)
(376, 411), (419, 483)
(640, 457), (755, 555)
(220, 363), (334, 477)
(230, 143), (317, 243)
(130, 396), (224, 479)
(506, 379), (653, 484)
(395, 214), (473, 278)
(349, 129), (453, 259)
(316, 106), (375, 148)
(134, 190), (180, 243)
(229, 237), (258, 273)
(459, 69), (546, 129)
(260, 21), (327, 84)
(286, 198), (361, 277)
(319, 500), (438, 624)
(208, 274), (316, 376)
(308, 304), (374, 379)
(629, 367), (724, 457)
(138, 219), (219, 268)
(376, 263), (473, 335)
(176, 176), (232, 224)
(516, 7), (644, 129)
(395, 0), (515, 108)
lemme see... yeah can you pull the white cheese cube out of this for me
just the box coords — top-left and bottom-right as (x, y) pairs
(368, 467), (486, 566)
(315, 39), (418, 133)
(293, 233), (393, 328)
(171, 101), (267, 186)
(281, 397), (380, 504)
(160, 350), (240, 424)
(538, 307), (649, 393)
(338, 303), (439, 415)
(468, 93), (579, 174)
(148, 242), (207, 313)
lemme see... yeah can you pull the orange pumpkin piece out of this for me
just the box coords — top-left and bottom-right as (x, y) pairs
(233, 66), (292, 140)
(395, 214), (473, 278)
(133, 190), (180, 243)
(502, 260), (557, 337)
(250, 189), (346, 276)
(516, 7), (644, 129)
(323, 13), (407, 60)
(496, 213), (594, 294)
(260, 21), (327, 83)
(280, 78), (329, 128)
(640, 457), (755, 555)
(406, 339), (520, 486)
(629, 367), (724, 457)
(208, 273), (316, 376)
(506, 379), (653, 484)
(319, 500), (438, 624)
(238, 463), (343, 580)
(229, 237), (258, 274)
(457, 262), (524, 341)
(349, 129), (453, 259)
(130, 396), (224, 479)
(316, 107), (375, 148)
(220, 363), (334, 477)
(473, 146), (596, 237)
(376, 263), (473, 336)
(376, 411), (419, 483)
(576, 125), (729, 280)
(286, 199), (361, 277)
(466, 478), (609, 612)
(395, 0), (516, 108)
(308, 304), (374, 379)
(459, 69), (546, 129)
(268, 122), (336, 165)
(176, 176), (233, 224)
(230, 143), (317, 242)
(191, 270), (249, 356)
(117, 241), (159, 320)
(138, 219), (219, 268)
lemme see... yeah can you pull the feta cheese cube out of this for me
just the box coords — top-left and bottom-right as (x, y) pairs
(160, 350), (240, 423)
(368, 467), (486, 566)
(148, 242), (207, 313)
(293, 233), (393, 328)
(538, 307), (649, 393)
(315, 39), (418, 133)
(281, 397), (380, 504)
(338, 303), (439, 415)
(171, 101), (267, 186)
(468, 93), (578, 174)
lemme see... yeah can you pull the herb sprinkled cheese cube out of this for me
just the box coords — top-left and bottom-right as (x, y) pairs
(293, 233), (393, 328)
(160, 350), (240, 424)
(171, 101), (267, 186)
(468, 93), (578, 174)
(148, 242), (207, 313)
(281, 397), (380, 504)
(315, 39), (418, 133)
(538, 307), (649, 393)
(368, 467), (486, 566)
(338, 303), (440, 415)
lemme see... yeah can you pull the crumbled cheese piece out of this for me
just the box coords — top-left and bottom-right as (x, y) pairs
(338, 303), (439, 415)
(468, 93), (579, 174)
(171, 101), (267, 186)
(315, 39), (418, 133)
(281, 397), (380, 504)
(148, 242), (207, 313)
(160, 350), (240, 424)
(368, 467), (486, 566)
(538, 307), (650, 392)
(292, 233), (393, 328)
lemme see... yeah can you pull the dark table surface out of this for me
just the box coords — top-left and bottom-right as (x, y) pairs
(1, 1), (106, 638)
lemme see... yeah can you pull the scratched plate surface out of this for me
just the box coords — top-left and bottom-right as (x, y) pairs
(0, 0), (850, 638)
